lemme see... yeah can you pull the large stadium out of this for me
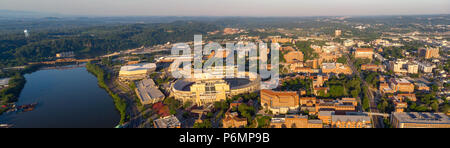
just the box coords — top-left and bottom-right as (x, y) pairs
(170, 72), (260, 106)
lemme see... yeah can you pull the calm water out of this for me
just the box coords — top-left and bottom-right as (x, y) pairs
(0, 66), (120, 128)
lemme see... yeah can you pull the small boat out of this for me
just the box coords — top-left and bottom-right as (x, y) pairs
(16, 103), (37, 112)
(17, 103), (37, 109)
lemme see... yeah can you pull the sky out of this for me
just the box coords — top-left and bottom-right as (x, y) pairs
(0, 0), (449, 17)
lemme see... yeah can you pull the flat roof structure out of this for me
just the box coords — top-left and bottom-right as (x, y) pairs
(331, 115), (371, 123)
(120, 63), (156, 73)
(136, 78), (165, 105)
(392, 112), (450, 125)
(0, 78), (10, 86)
(154, 115), (181, 128)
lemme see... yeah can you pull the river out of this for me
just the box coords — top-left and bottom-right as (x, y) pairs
(0, 65), (120, 128)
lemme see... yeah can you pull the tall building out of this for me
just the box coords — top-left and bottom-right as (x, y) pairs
(418, 47), (439, 59)
(407, 63), (419, 74)
(389, 59), (418, 74)
(390, 59), (408, 73)
(417, 62), (436, 73)
(391, 112), (450, 128)
(335, 30), (342, 37)
(260, 89), (300, 115)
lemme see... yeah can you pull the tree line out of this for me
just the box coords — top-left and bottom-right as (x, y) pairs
(0, 21), (221, 68)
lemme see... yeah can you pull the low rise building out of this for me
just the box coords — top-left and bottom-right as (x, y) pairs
(270, 115), (323, 128)
(119, 63), (156, 81)
(313, 87), (328, 96)
(391, 112), (450, 128)
(318, 111), (334, 125)
(153, 115), (181, 128)
(354, 48), (374, 60)
(396, 93), (417, 102)
(361, 64), (381, 71)
(260, 89), (300, 115)
(343, 39), (355, 47)
(135, 78), (165, 105)
(284, 51), (304, 64)
(379, 82), (390, 92)
(321, 63), (352, 75)
(316, 98), (358, 114)
(331, 115), (372, 128)
(0, 78), (10, 89)
(415, 83), (430, 91)
(389, 78), (414, 93)
(299, 98), (357, 114)
(222, 112), (248, 128)
(56, 51), (75, 58)
(271, 36), (293, 43)
(394, 101), (408, 112)
(292, 67), (318, 74)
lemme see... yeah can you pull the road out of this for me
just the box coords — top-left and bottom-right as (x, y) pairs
(345, 52), (383, 128)
(103, 65), (143, 128)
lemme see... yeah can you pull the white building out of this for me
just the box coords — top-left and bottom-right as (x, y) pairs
(407, 63), (419, 74)
(135, 78), (165, 105)
(417, 62), (436, 73)
(0, 78), (10, 89)
(119, 63), (157, 81)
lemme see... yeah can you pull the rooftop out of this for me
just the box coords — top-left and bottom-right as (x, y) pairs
(319, 111), (335, 116)
(356, 48), (374, 52)
(154, 115), (181, 128)
(136, 78), (165, 102)
(0, 78), (10, 86)
(120, 63), (156, 72)
(261, 89), (298, 97)
(331, 115), (371, 122)
(392, 78), (412, 84)
(392, 112), (450, 124)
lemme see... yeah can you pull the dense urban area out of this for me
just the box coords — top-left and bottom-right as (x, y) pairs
(0, 15), (449, 128)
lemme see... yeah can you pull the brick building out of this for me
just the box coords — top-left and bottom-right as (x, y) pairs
(354, 48), (374, 60)
(260, 90), (300, 115)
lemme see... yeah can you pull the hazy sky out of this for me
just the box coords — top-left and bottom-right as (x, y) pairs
(0, 0), (449, 16)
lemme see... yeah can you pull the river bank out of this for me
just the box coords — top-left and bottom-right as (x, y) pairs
(86, 62), (128, 125)
(0, 66), (120, 127)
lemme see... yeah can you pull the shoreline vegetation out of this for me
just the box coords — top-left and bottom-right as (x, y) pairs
(0, 64), (45, 115)
(86, 62), (127, 125)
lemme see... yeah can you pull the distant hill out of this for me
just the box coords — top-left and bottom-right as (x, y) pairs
(0, 9), (66, 19)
